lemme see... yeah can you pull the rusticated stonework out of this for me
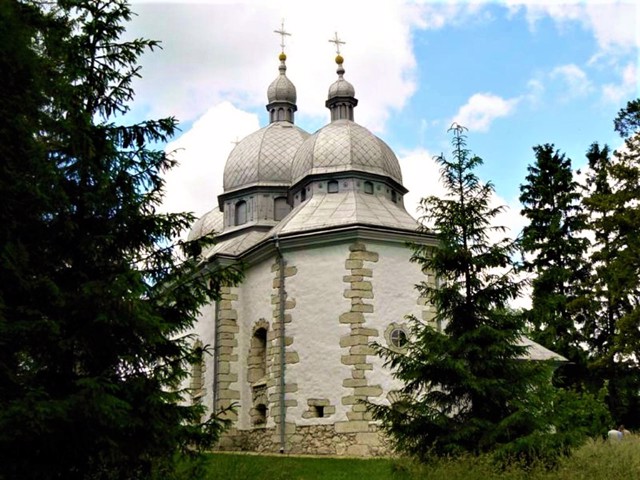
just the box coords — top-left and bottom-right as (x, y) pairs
(216, 286), (240, 421)
(268, 259), (299, 448)
(336, 241), (384, 455)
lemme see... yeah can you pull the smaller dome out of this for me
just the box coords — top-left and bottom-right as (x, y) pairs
(328, 55), (355, 99)
(328, 76), (355, 99)
(267, 60), (297, 105)
(188, 208), (224, 241)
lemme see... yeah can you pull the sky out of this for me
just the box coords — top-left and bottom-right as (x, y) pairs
(125, 0), (639, 239)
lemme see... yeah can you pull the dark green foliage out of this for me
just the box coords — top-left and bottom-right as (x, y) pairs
(518, 144), (589, 388)
(581, 99), (640, 427)
(614, 99), (640, 138)
(0, 1), (240, 479)
(370, 124), (553, 460)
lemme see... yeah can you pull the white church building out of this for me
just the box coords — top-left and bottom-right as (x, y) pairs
(186, 42), (560, 457)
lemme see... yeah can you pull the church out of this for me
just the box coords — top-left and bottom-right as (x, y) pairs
(185, 34), (561, 457)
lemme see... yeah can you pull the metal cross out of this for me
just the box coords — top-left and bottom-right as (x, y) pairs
(328, 32), (345, 55)
(274, 19), (291, 52)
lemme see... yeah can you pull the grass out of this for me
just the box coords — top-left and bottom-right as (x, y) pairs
(202, 437), (640, 480)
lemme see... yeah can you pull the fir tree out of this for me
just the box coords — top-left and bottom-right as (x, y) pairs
(370, 124), (552, 459)
(582, 99), (640, 426)
(0, 1), (240, 479)
(519, 144), (589, 388)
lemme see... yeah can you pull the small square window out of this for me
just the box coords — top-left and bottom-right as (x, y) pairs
(328, 180), (339, 193)
(364, 181), (374, 194)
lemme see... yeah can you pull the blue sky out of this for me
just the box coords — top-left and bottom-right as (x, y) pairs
(126, 0), (638, 235)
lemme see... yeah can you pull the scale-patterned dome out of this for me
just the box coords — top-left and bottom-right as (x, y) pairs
(223, 122), (309, 193)
(187, 208), (224, 241)
(328, 73), (355, 98)
(291, 119), (403, 186)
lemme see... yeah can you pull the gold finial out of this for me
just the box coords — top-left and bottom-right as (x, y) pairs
(274, 19), (291, 55)
(328, 31), (345, 55)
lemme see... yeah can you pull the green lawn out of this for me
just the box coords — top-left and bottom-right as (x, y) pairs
(203, 438), (640, 480)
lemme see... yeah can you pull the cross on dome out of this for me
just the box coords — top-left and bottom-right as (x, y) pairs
(328, 31), (345, 55)
(274, 19), (291, 53)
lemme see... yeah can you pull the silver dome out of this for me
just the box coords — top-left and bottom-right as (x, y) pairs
(268, 62), (297, 104)
(188, 208), (224, 241)
(328, 76), (355, 98)
(291, 120), (403, 185)
(223, 121), (309, 193)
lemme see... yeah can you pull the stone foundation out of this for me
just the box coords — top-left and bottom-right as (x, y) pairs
(217, 423), (392, 457)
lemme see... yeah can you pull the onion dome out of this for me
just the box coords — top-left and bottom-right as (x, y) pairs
(328, 54), (355, 99)
(291, 119), (402, 186)
(223, 122), (309, 193)
(326, 54), (358, 122)
(266, 53), (297, 123)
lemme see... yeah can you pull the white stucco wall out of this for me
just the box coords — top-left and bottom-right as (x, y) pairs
(191, 234), (432, 433)
(367, 241), (426, 400)
(191, 301), (217, 413)
(285, 243), (353, 424)
(235, 257), (274, 429)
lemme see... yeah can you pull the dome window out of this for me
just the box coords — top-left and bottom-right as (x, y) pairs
(300, 188), (306, 202)
(364, 181), (373, 194)
(391, 190), (397, 203)
(235, 200), (247, 225)
(274, 197), (289, 221)
(328, 180), (339, 193)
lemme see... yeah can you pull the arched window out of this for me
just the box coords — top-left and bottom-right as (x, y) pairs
(363, 181), (374, 194)
(190, 340), (205, 405)
(328, 180), (339, 193)
(391, 190), (397, 203)
(274, 197), (289, 221)
(235, 200), (247, 225)
(248, 327), (267, 383)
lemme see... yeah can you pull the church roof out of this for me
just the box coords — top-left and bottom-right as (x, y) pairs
(270, 190), (418, 237)
(223, 121), (309, 193)
(202, 229), (269, 258)
(517, 336), (568, 362)
(290, 120), (403, 187)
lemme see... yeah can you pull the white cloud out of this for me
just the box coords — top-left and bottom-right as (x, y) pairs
(126, 0), (427, 133)
(451, 93), (520, 132)
(507, 1), (639, 54)
(398, 147), (445, 220)
(159, 102), (259, 217)
(399, 147), (526, 240)
(550, 64), (592, 98)
(602, 62), (638, 104)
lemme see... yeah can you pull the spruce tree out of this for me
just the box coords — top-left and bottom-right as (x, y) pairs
(370, 124), (551, 459)
(582, 99), (640, 426)
(519, 144), (589, 388)
(0, 1), (240, 479)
